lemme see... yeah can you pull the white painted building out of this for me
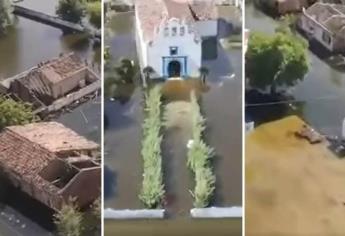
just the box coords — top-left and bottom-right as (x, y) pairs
(135, 0), (218, 79)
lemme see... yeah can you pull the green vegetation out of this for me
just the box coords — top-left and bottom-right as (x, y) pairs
(0, 97), (37, 130)
(54, 198), (101, 236)
(56, 0), (86, 23)
(105, 58), (139, 99)
(91, 197), (101, 220)
(0, 0), (13, 35)
(139, 86), (165, 208)
(86, 1), (101, 28)
(246, 26), (309, 93)
(188, 91), (215, 208)
(54, 198), (83, 236)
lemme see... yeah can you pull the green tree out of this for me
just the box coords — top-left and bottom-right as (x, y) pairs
(0, 97), (37, 130)
(56, 0), (86, 23)
(0, 0), (13, 35)
(91, 197), (101, 220)
(87, 1), (101, 28)
(54, 198), (83, 236)
(246, 29), (309, 93)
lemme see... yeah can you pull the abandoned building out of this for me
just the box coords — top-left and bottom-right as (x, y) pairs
(3, 53), (99, 107)
(299, 2), (345, 53)
(0, 122), (101, 210)
(135, 0), (219, 79)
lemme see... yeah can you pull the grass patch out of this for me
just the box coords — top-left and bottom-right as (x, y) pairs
(188, 91), (216, 208)
(139, 86), (165, 208)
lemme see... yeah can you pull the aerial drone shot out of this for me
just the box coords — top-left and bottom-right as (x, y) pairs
(103, 0), (243, 235)
(0, 0), (101, 235)
(245, 0), (345, 235)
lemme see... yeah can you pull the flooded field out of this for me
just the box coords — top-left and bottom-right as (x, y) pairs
(104, 9), (242, 221)
(246, 116), (345, 235)
(246, 3), (345, 136)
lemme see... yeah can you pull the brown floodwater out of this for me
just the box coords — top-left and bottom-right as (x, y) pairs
(105, 218), (242, 236)
(0, 1), (101, 235)
(0, 0), (100, 79)
(104, 9), (242, 222)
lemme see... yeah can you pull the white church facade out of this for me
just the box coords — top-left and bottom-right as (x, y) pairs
(135, 0), (218, 79)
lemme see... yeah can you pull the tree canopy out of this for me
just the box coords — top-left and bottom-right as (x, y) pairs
(56, 0), (86, 23)
(0, 0), (13, 35)
(86, 1), (101, 29)
(0, 97), (37, 130)
(246, 27), (309, 92)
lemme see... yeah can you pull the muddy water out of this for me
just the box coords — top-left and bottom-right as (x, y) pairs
(0, 0), (101, 79)
(246, 3), (345, 136)
(105, 218), (242, 236)
(104, 10), (242, 217)
(0, 1), (101, 235)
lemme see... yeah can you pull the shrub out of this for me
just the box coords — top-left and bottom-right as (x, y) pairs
(188, 91), (216, 208)
(54, 198), (83, 236)
(0, 97), (37, 130)
(139, 86), (165, 208)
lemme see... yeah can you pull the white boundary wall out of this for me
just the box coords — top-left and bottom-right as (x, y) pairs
(190, 207), (242, 218)
(104, 208), (165, 219)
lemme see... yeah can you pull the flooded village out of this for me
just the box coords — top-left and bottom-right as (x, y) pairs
(245, 0), (345, 235)
(0, 0), (101, 235)
(104, 0), (242, 234)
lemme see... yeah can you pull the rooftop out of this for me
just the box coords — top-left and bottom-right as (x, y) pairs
(39, 53), (86, 84)
(305, 3), (345, 35)
(7, 122), (99, 154)
(136, 0), (217, 42)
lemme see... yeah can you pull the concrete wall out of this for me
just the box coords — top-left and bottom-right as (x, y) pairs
(61, 167), (101, 208)
(299, 13), (334, 51)
(147, 19), (202, 78)
(48, 68), (87, 99)
(196, 20), (218, 38)
(333, 34), (345, 52)
(135, 8), (148, 71)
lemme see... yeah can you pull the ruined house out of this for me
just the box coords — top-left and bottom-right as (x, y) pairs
(8, 53), (99, 106)
(299, 2), (345, 53)
(0, 122), (101, 210)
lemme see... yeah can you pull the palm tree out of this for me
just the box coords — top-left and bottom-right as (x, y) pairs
(142, 66), (154, 87)
(199, 66), (209, 84)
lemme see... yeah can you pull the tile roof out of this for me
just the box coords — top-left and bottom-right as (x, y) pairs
(0, 129), (59, 194)
(136, 0), (217, 42)
(7, 122), (99, 154)
(0, 122), (100, 195)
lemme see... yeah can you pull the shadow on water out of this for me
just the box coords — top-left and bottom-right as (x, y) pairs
(104, 165), (118, 201)
(246, 89), (305, 126)
(4, 187), (55, 231)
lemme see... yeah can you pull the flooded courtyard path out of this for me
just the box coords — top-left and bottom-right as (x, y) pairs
(104, 10), (242, 217)
(246, 3), (345, 136)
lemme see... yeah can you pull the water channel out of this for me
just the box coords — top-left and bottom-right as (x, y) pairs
(246, 3), (345, 136)
(104, 9), (242, 234)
